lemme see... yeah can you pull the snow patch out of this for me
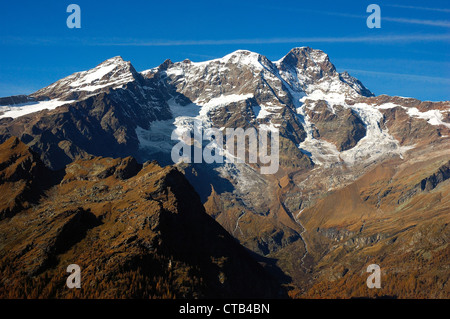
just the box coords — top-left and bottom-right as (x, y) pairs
(340, 103), (413, 165)
(252, 103), (283, 119)
(69, 64), (117, 87)
(0, 99), (74, 119)
(195, 93), (253, 121)
(294, 95), (413, 167)
(373, 103), (450, 129)
(406, 108), (450, 128)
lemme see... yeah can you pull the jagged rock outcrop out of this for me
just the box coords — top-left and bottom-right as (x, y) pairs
(0, 137), (55, 219)
(302, 100), (366, 151)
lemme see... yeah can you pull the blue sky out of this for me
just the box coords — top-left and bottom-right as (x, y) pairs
(0, 0), (449, 101)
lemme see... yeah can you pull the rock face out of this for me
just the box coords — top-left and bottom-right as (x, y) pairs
(302, 100), (366, 151)
(296, 150), (450, 299)
(0, 137), (54, 220)
(0, 47), (449, 299)
(0, 57), (171, 170)
(0, 138), (282, 298)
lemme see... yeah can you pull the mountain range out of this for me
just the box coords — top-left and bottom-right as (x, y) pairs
(0, 47), (449, 298)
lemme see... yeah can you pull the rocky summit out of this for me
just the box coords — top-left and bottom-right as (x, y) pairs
(0, 47), (449, 298)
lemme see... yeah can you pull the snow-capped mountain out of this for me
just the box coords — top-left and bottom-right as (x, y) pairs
(0, 46), (448, 209)
(0, 48), (449, 298)
(0, 56), (176, 169)
(33, 56), (139, 100)
(137, 47), (448, 171)
(135, 48), (376, 166)
(0, 56), (170, 121)
(0, 47), (448, 192)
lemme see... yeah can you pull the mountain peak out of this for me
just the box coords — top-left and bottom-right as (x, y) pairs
(158, 58), (173, 71)
(103, 55), (125, 63)
(92, 55), (134, 74)
(94, 56), (132, 71)
(98, 56), (127, 66)
(224, 49), (262, 59)
(218, 49), (269, 70)
(278, 47), (336, 75)
(229, 49), (255, 55)
(31, 56), (138, 100)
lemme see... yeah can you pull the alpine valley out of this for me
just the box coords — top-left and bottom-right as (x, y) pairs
(0, 47), (449, 298)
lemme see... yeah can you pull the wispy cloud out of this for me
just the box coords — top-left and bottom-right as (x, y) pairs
(382, 17), (450, 28)
(384, 4), (450, 13)
(297, 8), (450, 28)
(95, 34), (450, 46)
(253, 5), (450, 28)
(2, 34), (450, 47)
(343, 68), (450, 84)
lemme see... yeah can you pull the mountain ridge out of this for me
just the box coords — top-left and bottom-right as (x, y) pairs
(0, 47), (449, 298)
(0, 137), (284, 298)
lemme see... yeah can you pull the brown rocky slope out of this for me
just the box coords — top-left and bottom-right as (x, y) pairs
(292, 141), (450, 298)
(0, 137), (283, 298)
